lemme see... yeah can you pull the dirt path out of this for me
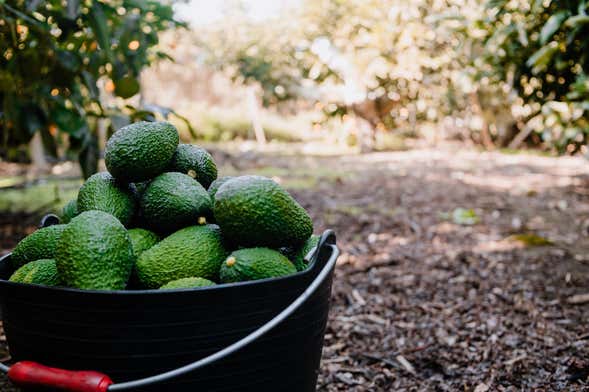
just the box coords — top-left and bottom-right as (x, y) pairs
(1, 146), (588, 390)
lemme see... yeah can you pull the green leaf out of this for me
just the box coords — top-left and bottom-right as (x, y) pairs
(526, 43), (559, 72)
(51, 107), (86, 137)
(66, 0), (80, 19)
(56, 50), (81, 72)
(508, 233), (553, 247)
(451, 208), (479, 225)
(114, 76), (140, 99)
(81, 71), (99, 99)
(539, 11), (569, 45)
(564, 14), (589, 28)
(87, 3), (112, 58)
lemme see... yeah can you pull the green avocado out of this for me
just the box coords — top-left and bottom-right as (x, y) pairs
(139, 172), (212, 233)
(220, 248), (297, 283)
(56, 211), (134, 290)
(105, 121), (179, 183)
(77, 172), (136, 226)
(60, 199), (78, 224)
(136, 224), (228, 289)
(280, 234), (320, 271)
(159, 277), (216, 290)
(213, 175), (313, 248)
(9, 259), (61, 286)
(169, 144), (218, 188)
(207, 176), (234, 200)
(11, 224), (67, 269)
(128, 228), (159, 257)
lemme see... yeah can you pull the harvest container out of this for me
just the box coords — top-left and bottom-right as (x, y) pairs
(0, 220), (339, 392)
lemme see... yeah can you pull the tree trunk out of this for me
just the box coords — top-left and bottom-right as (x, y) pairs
(247, 87), (266, 145)
(28, 132), (50, 175)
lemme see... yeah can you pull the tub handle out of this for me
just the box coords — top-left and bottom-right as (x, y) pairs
(7, 361), (112, 392)
(1, 230), (338, 392)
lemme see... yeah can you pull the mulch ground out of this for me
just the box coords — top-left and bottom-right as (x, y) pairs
(1, 146), (588, 391)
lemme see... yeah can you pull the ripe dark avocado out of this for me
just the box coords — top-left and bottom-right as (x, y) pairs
(136, 224), (228, 289)
(60, 199), (78, 223)
(77, 172), (136, 226)
(220, 248), (297, 283)
(169, 144), (218, 188)
(56, 211), (134, 290)
(128, 228), (159, 257)
(9, 259), (61, 286)
(11, 224), (67, 269)
(139, 172), (212, 233)
(159, 277), (216, 290)
(207, 176), (235, 200)
(105, 121), (179, 182)
(213, 175), (313, 248)
(280, 234), (320, 271)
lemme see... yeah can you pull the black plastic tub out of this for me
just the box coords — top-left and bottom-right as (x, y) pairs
(0, 230), (339, 391)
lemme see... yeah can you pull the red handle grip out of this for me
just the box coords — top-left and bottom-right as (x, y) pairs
(8, 361), (113, 392)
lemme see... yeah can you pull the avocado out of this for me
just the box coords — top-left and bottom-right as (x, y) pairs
(11, 224), (67, 269)
(280, 234), (320, 271)
(128, 228), (159, 257)
(105, 121), (179, 182)
(136, 224), (228, 289)
(77, 172), (136, 226)
(139, 172), (212, 233)
(214, 175), (313, 248)
(169, 144), (218, 188)
(159, 277), (216, 290)
(207, 176), (234, 200)
(56, 211), (134, 290)
(220, 248), (297, 283)
(60, 199), (78, 224)
(9, 259), (61, 286)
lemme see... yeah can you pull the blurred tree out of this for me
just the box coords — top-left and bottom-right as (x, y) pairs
(474, 0), (589, 153)
(198, 0), (482, 151)
(0, 0), (190, 177)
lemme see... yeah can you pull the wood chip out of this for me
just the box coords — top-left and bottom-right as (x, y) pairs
(395, 355), (416, 376)
(474, 383), (490, 392)
(504, 353), (527, 366)
(351, 289), (367, 306)
(566, 293), (589, 305)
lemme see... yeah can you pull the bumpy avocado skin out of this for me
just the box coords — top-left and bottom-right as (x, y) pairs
(105, 121), (179, 182)
(220, 247), (297, 283)
(213, 175), (313, 248)
(60, 199), (78, 224)
(136, 224), (228, 289)
(11, 224), (67, 269)
(159, 277), (216, 290)
(207, 176), (234, 200)
(139, 172), (212, 233)
(77, 172), (136, 226)
(280, 234), (320, 271)
(56, 211), (134, 290)
(169, 144), (218, 189)
(128, 228), (159, 257)
(9, 258), (61, 286)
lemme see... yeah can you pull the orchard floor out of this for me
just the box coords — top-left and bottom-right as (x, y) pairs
(1, 145), (589, 391)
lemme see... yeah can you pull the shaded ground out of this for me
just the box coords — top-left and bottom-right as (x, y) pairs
(1, 146), (589, 391)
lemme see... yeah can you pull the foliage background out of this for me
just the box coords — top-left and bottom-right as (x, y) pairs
(1, 0), (588, 176)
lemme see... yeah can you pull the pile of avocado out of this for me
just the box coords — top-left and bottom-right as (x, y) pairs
(7, 121), (320, 291)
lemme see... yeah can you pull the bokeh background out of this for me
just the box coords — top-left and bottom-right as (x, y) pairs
(1, 1), (589, 390)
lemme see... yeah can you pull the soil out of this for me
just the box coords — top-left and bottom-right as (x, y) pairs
(1, 146), (588, 391)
